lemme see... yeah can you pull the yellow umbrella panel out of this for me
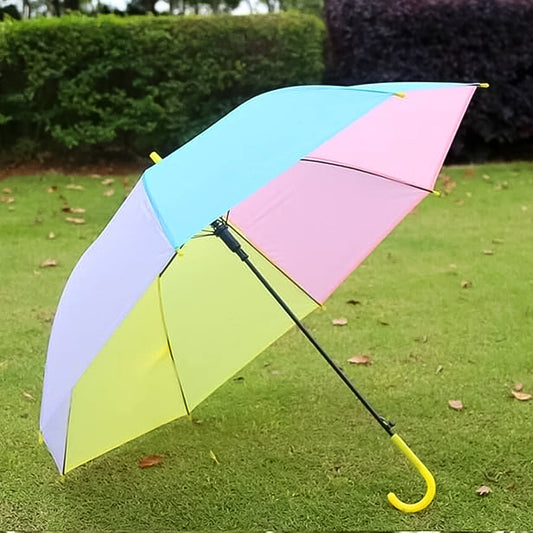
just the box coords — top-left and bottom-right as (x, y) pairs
(64, 227), (318, 472)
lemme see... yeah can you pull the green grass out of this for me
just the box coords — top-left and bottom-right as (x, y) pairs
(1, 163), (532, 531)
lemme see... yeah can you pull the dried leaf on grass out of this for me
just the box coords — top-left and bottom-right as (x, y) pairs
(1, 196), (15, 204)
(48, 232), (56, 239)
(65, 217), (85, 225)
(66, 184), (84, 191)
(209, 450), (220, 465)
(513, 382), (523, 392)
(103, 189), (115, 197)
(347, 355), (372, 366)
(511, 390), (532, 401)
(482, 249), (494, 255)
(476, 485), (492, 496)
(440, 174), (456, 195)
(47, 186), (57, 193)
(332, 318), (348, 326)
(102, 178), (114, 186)
(448, 400), (463, 411)
(40, 258), (58, 268)
(2, 188), (12, 193)
(461, 280), (472, 289)
(23, 391), (35, 400)
(138, 454), (163, 468)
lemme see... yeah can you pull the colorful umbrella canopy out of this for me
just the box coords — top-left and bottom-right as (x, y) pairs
(40, 81), (483, 511)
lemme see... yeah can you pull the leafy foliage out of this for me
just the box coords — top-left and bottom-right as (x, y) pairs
(0, 13), (325, 156)
(324, 0), (533, 159)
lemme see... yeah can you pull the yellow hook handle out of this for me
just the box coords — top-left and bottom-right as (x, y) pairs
(387, 433), (436, 513)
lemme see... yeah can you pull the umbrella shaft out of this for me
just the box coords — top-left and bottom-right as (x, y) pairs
(211, 218), (395, 436)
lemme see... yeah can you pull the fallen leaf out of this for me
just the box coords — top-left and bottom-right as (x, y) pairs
(455, 199), (464, 206)
(482, 249), (494, 255)
(1, 196), (15, 204)
(138, 454), (163, 468)
(513, 382), (523, 392)
(65, 217), (85, 225)
(47, 186), (57, 193)
(461, 280), (472, 289)
(2, 187), (12, 193)
(511, 390), (532, 401)
(23, 391), (34, 400)
(66, 184), (84, 190)
(414, 335), (428, 343)
(40, 258), (58, 268)
(346, 299), (361, 306)
(209, 450), (220, 465)
(90, 173), (101, 179)
(482, 174), (490, 180)
(435, 365), (443, 374)
(448, 400), (463, 411)
(70, 207), (86, 214)
(347, 355), (372, 366)
(476, 485), (492, 496)
(103, 189), (115, 197)
(440, 174), (456, 194)
(102, 178), (114, 186)
(271, 370), (280, 375)
(332, 318), (348, 326)
(48, 232), (56, 239)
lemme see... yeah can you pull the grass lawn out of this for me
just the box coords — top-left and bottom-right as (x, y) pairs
(1, 162), (532, 531)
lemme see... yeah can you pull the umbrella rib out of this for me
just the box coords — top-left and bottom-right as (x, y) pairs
(157, 272), (190, 416)
(227, 221), (322, 309)
(301, 157), (438, 195)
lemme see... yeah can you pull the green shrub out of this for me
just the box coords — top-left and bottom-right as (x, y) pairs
(0, 13), (325, 157)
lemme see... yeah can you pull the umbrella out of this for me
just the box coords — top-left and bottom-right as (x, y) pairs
(40, 81), (486, 513)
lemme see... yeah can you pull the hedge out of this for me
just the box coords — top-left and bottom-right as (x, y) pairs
(324, 0), (533, 160)
(0, 13), (325, 157)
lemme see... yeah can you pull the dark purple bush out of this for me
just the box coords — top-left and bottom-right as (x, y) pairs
(324, 0), (533, 160)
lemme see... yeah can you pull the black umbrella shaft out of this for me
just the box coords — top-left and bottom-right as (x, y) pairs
(211, 219), (395, 436)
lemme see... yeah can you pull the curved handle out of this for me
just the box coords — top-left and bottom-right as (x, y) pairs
(387, 433), (436, 513)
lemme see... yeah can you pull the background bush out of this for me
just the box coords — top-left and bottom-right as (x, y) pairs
(0, 12), (325, 158)
(324, 0), (533, 160)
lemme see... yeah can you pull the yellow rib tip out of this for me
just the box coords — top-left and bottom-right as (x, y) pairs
(394, 92), (406, 98)
(38, 431), (43, 445)
(432, 190), (441, 197)
(478, 83), (490, 89)
(150, 151), (162, 163)
(321, 304), (327, 311)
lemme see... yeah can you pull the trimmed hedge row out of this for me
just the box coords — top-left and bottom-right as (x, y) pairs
(324, 0), (533, 159)
(0, 13), (325, 156)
